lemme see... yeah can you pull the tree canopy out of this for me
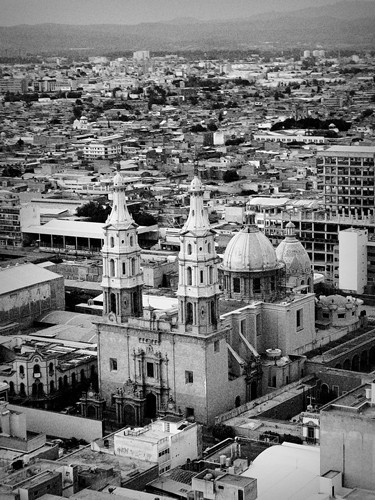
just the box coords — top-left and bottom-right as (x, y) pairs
(76, 201), (111, 223)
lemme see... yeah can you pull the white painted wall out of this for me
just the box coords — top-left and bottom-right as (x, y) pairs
(339, 229), (367, 294)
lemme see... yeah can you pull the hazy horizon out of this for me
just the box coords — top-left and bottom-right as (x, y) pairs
(1, 0), (373, 26)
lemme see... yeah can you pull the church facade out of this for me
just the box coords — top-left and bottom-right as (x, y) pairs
(97, 171), (317, 426)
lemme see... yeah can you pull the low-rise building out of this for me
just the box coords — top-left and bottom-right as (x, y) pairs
(114, 417), (201, 474)
(0, 263), (65, 330)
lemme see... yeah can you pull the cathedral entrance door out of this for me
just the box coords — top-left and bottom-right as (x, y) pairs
(124, 404), (136, 426)
(145, 393), (157, 419)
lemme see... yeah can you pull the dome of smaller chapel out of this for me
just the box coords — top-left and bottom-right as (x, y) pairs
(276, 222), (311, 276)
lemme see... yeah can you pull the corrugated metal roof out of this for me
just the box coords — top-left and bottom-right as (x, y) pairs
(0, 263), (62, 295)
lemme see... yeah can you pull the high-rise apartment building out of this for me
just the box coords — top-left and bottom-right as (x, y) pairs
(251, 145), (375, 286)
(0, 190), (22, 247)
(317, 145), (375, 218)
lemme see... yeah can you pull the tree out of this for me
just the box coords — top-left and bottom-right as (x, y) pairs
(2, 165), (22, 177)
(223, 170), (240, 183)
(76, 201), (111, 223)
(129, 209), (157, 226)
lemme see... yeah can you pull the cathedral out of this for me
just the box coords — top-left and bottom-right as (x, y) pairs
(96, 171), (317, 426)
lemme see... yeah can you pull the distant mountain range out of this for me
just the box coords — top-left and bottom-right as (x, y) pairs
(1, 1), (374, 55)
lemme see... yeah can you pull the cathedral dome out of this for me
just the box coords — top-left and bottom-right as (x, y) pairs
(222, 224), (278, 272)
(276, 222), (311, 275)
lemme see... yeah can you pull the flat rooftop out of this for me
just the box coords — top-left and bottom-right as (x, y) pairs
(323, 384), (375, 418)
(319, 145), (375, 154)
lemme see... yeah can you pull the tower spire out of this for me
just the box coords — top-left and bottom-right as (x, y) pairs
(177, 175), (221, 335)
(105, 165), (134, 229)
(182, 176), (211, 235)
(101, 170), (143, 323)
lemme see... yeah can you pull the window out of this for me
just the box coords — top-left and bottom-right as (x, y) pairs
(214, 340), (220, 352)
(240, 319), (246, 335)
(110, 358), (118, 371)
(338, 313), (345, 319)
(110, 259), (115, 277)
(186, 302), (193, 325)
(185, 370), (194, 384)
(187, 267), (192, 286)
(200, 270), (204, 284)
(209, 266), (213, 284)
(130, 236), (133, 246)
(110, 236), (114, 248)
(147, 362), (155, 378)
(187, 243), (192, 255)
(19, 365), (24, 377)
(122, 262), (126, 274)
(296, 309), (303, 330)
(253, 278), (261, 293)
(158, 448), (170, 457)
(186, 407), (195, 419)
(233, 277), (241, 293)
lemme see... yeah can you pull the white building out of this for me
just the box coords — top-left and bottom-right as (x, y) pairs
(338, 228), (368, 294)
(133, 51), (150, 60)
(114, 417), (200, 474)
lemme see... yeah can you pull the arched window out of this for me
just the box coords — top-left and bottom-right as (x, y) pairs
(19, 365), (24, 377)
(186, 302), (193, 325)
(80, 369), (85, 382)
(110, 293), (117, 314)
(49, 362), (54, 374)
(9, 381), (15, 394)
(200, 270), (204, 284)
(72, 372), (76, 386)
(211, 301), (217, 325)
(187, 243), (192, 255)
(33, 364), (41, 376)
(131, 258), (136, 276)
(20, 383), (26, 396)
(209, 266), (213, 285)
(187, 267), (192, 286)
(208, 242), (211, 253)
(110, 236), (114, 248)
(63, 375), (68, 387)
(130, 236), (133, 246)
(50, 380), (55, 393)
(109, 259), (115, 277)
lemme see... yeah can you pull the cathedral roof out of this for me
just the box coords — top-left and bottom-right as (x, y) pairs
(221, 223), (278, 272)
(276, 222), (311, 276)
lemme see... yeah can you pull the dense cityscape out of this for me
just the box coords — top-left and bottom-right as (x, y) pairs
(1, 1), (375, 498)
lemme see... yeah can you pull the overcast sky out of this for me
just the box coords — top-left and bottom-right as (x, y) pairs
(0, 0), (366, 25)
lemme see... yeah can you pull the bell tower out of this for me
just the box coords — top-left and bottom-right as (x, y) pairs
(101, 169), (143, 323)
(177, 174), (221, 335)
